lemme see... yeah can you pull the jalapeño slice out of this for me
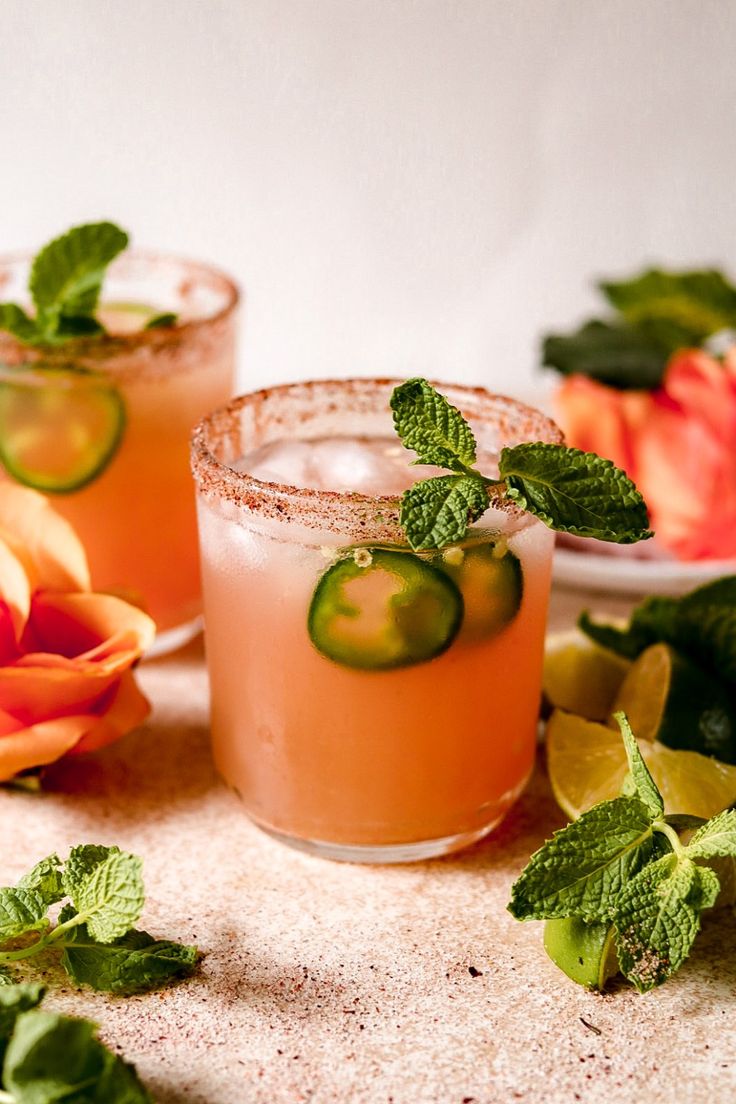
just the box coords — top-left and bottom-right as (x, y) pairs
(436, 540), (523, 640)
(308, 548), (463, 671)
(0, 365), (126, 493)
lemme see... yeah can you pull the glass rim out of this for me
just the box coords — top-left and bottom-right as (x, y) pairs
(190, 377), (565, 539)
(0, 248), (240, 357)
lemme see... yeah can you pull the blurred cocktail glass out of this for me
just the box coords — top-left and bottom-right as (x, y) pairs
(0, 252), (239, 653)
(191, 379), (563, 861)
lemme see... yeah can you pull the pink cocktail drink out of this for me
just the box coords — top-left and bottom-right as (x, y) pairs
(192, 380), (563, 862)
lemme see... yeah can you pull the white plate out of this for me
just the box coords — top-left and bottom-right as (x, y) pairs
(553, 547), (736, 597)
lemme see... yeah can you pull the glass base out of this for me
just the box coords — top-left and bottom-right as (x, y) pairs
(256, 818), (504, 864)
(144, 615), (203, 659)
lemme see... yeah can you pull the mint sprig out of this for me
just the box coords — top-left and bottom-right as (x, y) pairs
(390, 378), (652, 551)
(543, 267), (736, 390)
(0, 845), (197, 996)
(509, 713), (736, 992)
(0, 223), (129, 347)
(0, 987), (152, 1102)
(579, 575), (736, 702)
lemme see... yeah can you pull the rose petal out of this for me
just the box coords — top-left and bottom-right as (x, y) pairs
(0, 536), (30, 643)
(27, 592), (155, 661)
(0, 664), (120, 725)
(0, 483), (90, 593)
(0, 714), (91, 780)
(70, 671), (151, 756)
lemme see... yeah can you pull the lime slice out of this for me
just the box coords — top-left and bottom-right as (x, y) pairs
(543, 629), (630, 721)
(308, 548), (463, 670)
(543, 916), (619, 990)
(612, 643), (736, 763)
(546, 709), (736, 820)
(0, 365), (125, 493)
(435, 540), (522, 640)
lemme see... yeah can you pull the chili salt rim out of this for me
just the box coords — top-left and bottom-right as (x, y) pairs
(0, 250), (240, 384)
(190, 378), (565, 541)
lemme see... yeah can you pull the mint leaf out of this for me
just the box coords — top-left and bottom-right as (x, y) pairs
(499, 443), (652, 543)
(600, 268), (736, 342)
(542, 319), (669, 390)
(614, 854), (720, 991)
(16, 858), (64, 908)
(390, 378), (478, 471)
(59, 916), (198, 995)
(399, 475), (488, 551)
(615, 712), (664, 819)
(4, 1010), (151, 1103)
(0, 304), (41, 346)
(508, 796), (658, 922)
(686, 808), (736, 860)
(29, 222), (128, 340)
(62, 845), (120, 900)
(0, 890), (48, 943)
(0, 984), (44, 1062)
(69, 851), (144, 943)
(144, 311), (177, 330)
(579, 576), (736, 693)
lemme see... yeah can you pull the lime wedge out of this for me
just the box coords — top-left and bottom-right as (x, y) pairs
(0, 365), (125, 493)
(546, 709), (736, 820)
(611, 643), (736, 763)
(543, 629), (630, 721)
(543, 916), (619, 990)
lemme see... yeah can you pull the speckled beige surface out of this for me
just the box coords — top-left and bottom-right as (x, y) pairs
(1, 586), (734, 1103)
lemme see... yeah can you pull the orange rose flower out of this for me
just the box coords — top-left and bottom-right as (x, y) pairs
(0, 483), (155, 780)
(555, 349), (736, 561)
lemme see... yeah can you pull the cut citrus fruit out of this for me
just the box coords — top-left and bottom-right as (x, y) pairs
(546, 709), (736, 821)
(543, 916), (619, 990)
(611, 642), (736, 763)
(0, 365), (125, 493)
(96, 302), (175, 335)
(543, 629), (630, 721)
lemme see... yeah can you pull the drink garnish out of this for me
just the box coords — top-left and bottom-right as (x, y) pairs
(390, 378), (653, 551)
(509, 712), (736, 992)
(0, 985), (153, 1102)
(0, 844), (197, 995)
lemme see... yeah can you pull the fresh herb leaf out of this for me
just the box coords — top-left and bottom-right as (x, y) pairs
(614, 853), (720, 992)
(686, 808), (736, 860)
(399, 475), (489, 551)
(499, 443), (652, 544)
(69, 851), (144, 943)
(0, 891), (48, 943)
(0, 985), (44, 1062)
(59, 915), (198, 995)
(389, 380), (653, 552)
(62, 845), (120, 900)
(0, 306), (40, 347)
(615, 712), (664, 819)
(16, 859), (63, 909)
(3, 1009), (151, 1103)
(508, 796), (658, 923)
(0, 222), (129, 348)
(579, 576), (736, 689)
(144, 311), (177, 330)
(390, 378), (478, 472)
(29, 222), (128, 339)
(542, 319), (669, 390)
(0, 845), (197, 997)
(600, 268), (736, 342)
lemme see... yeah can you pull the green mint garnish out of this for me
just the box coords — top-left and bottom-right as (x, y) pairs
(0, 996), (152, 1102)
(0, 222), (178, 348)
(509, 714), (736, 992)
(0, 844), (197, 997)
(390, 378), (652, 551)
(580, 575), (736, 688)
(543, 267), (736, 390)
